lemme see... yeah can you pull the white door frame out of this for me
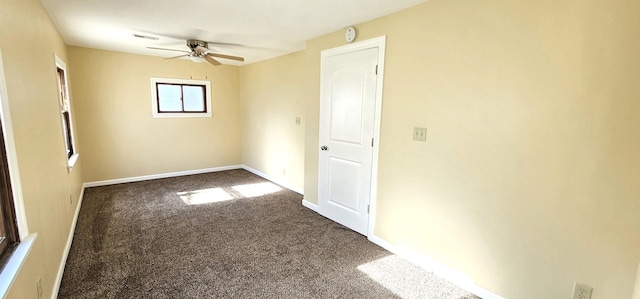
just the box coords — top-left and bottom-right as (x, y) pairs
(319, 36), (386, 238)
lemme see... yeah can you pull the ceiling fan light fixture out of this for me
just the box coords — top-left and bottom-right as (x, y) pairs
(188, 54), (205, 63)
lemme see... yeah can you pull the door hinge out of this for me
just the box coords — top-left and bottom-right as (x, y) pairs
(367, 205), (370, 214)
(371, 138), (374, 147)
(375, 65), (378, 75)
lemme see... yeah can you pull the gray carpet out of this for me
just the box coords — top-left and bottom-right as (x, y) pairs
(59, 169), (480, 299)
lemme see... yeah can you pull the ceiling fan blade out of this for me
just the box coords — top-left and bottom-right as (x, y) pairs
(147, 46), (190, 53)
(206, 53), (245, 62)
(207, 41), (290, 51)
(207, 41), (247, 47)
(205, 56), (221, 66)
(195, 46), (210, 54)
(165, 54), (189, 60)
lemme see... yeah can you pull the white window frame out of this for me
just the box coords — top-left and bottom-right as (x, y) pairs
(54, 55), (79, 170)
(150, 77), (212, 118)
(0, 48), (38, 299)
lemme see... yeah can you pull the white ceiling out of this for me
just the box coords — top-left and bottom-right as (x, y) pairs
(39, 0), (427, 65)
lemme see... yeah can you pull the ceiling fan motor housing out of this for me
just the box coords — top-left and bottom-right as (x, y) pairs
(187, 39), (208, 51)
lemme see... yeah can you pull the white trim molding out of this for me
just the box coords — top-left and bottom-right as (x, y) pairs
(84, 165), (243, 188)
(66, 153), (79, 170)
(633, 261), (640, 299)
(368, 234), (504, 299)
(367, 36), (386, 238)
(301, 199), (318, 212)
(242, 165), (304, 195)
(51, 186), (85, 299)
(83, 165), (304, 194)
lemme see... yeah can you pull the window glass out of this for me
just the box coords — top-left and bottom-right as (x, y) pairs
(150, 78), (211, 118)
(183, 86), (205, 112)
(55, 56), (78, 168)
(157, 84), (183, 112)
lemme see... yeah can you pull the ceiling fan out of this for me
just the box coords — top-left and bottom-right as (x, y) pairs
(147, 39), (245, 66)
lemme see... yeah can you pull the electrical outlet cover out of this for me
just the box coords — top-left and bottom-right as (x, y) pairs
(572, 282), (593, 299)
(413, 127), (427, 142)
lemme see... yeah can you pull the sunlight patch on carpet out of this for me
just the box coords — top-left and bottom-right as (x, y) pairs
(177, 188), (234, 205)
(232, 182), (281, 198)
(357, 255), (480, 299)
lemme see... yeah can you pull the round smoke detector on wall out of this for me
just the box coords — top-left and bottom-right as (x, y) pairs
(345, 26), (357, 43)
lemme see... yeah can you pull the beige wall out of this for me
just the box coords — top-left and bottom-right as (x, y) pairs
(68, 47), (242, 182)
(239, 51), (307, 191)
(0, 0), (85, 298)
(249, 0), (640, 298)
(369, 1), (640, 298)
(2, 0), (639, 298)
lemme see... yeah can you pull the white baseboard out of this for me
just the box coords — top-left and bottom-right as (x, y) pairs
(241, 165), (304, 195)
(51, 185), (86, 299)
(298, 195), (495, 297)
(368, 234), (503, 299)
(82, 165), (304, 196)
(301, 199), (319, 212)
(83, 165), (243, 188)
(633, 261), (640, 299)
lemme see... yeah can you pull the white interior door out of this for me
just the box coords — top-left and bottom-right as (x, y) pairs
(318, 45), (380, 235)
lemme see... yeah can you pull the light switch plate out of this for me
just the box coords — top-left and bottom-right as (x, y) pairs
(413, 127), (427, 141)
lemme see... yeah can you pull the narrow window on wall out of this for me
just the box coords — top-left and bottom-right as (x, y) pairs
(150, 77), (212, 118)
(0, 64), (19, 267)
(54, 56), (79, 169)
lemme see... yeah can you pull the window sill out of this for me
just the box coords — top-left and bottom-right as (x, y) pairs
(67, 153), (79, 170)
(0, 233), (37, 298)
(152, 113), (213, 119)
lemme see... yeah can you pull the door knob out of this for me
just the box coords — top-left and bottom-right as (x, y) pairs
(321, 146), (328, 151)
